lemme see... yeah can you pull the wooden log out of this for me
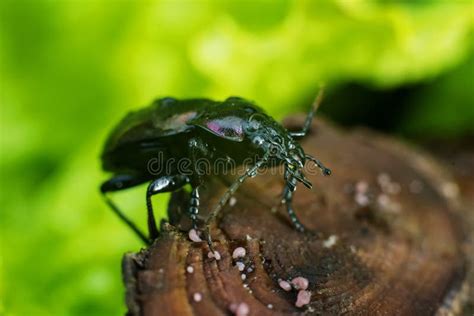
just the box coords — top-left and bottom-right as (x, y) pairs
(122, 117), (469, 316)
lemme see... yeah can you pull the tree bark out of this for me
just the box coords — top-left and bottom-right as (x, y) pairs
(122, 117), (469, 316)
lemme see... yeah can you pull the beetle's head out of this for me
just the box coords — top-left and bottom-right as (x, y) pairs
(245, 113), (330, 189)
(246, 113), (304, 160)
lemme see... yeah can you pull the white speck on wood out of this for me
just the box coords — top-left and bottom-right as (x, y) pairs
(441, 182), (459, 199)
(232, 247), (246, 259)
(208, 250), (221, 260)
(323, 235), (338, 248)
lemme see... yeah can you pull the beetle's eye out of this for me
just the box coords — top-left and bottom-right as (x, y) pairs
(247, 120), (260, 132)
(253, 136), (264, 146)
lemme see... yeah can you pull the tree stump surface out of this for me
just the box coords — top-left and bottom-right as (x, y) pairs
(122, 117), (469, 316)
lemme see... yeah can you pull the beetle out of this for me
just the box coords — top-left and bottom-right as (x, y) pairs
(100, 88), (331, 245)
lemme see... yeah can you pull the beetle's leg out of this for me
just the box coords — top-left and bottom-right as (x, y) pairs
(188, 186), (200, 230)
(282, 167), (296, 192)
(146, 175), (190, 240)
(282, 176), (306, 232)
(305, 154), (332, 176)
(188, 138), (207, 231)
(289, 86), (324, 138)
(286, 167), (313, 189)
(205, 154), (270, 249)
(101, 175), (149, 244)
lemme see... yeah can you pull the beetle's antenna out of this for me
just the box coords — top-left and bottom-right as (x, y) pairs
(289, 85), (325, 138)
(309, 84), (325, 116)
(305, 154), (331, 176)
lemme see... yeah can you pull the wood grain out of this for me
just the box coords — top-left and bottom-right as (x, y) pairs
(122, 117), (469, 316)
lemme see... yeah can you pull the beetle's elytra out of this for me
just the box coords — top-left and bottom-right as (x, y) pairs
(100, 89), (331, 245)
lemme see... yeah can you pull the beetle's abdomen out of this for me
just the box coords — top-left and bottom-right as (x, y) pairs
(102, 132), (192, 179)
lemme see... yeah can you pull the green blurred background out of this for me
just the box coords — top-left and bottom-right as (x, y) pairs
(0, 1), (473, 315)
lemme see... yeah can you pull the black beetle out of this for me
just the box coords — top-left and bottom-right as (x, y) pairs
(100, 88), (331, 245)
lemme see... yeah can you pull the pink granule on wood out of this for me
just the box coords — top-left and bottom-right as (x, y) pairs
(295, 290), (311, 308)
(193, 292), (202, 302)
(291, 277), (309, 290)
(355, 192), (370, 206)
(188, 229), (202, 242)
(278, 280), (292, 291)
(229, 303), (238, 313)
(355, 181), (368, 193)
(232, 247), (246, 259)
(236, 302), (249, 316)
(230, 302), (249, 316)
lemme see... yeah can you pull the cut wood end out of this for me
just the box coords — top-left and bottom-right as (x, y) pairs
(123, 117), (469, 316)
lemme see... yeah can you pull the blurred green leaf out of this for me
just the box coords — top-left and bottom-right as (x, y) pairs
(0, 0), (472, 314)
(401, 55), (474, 138)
